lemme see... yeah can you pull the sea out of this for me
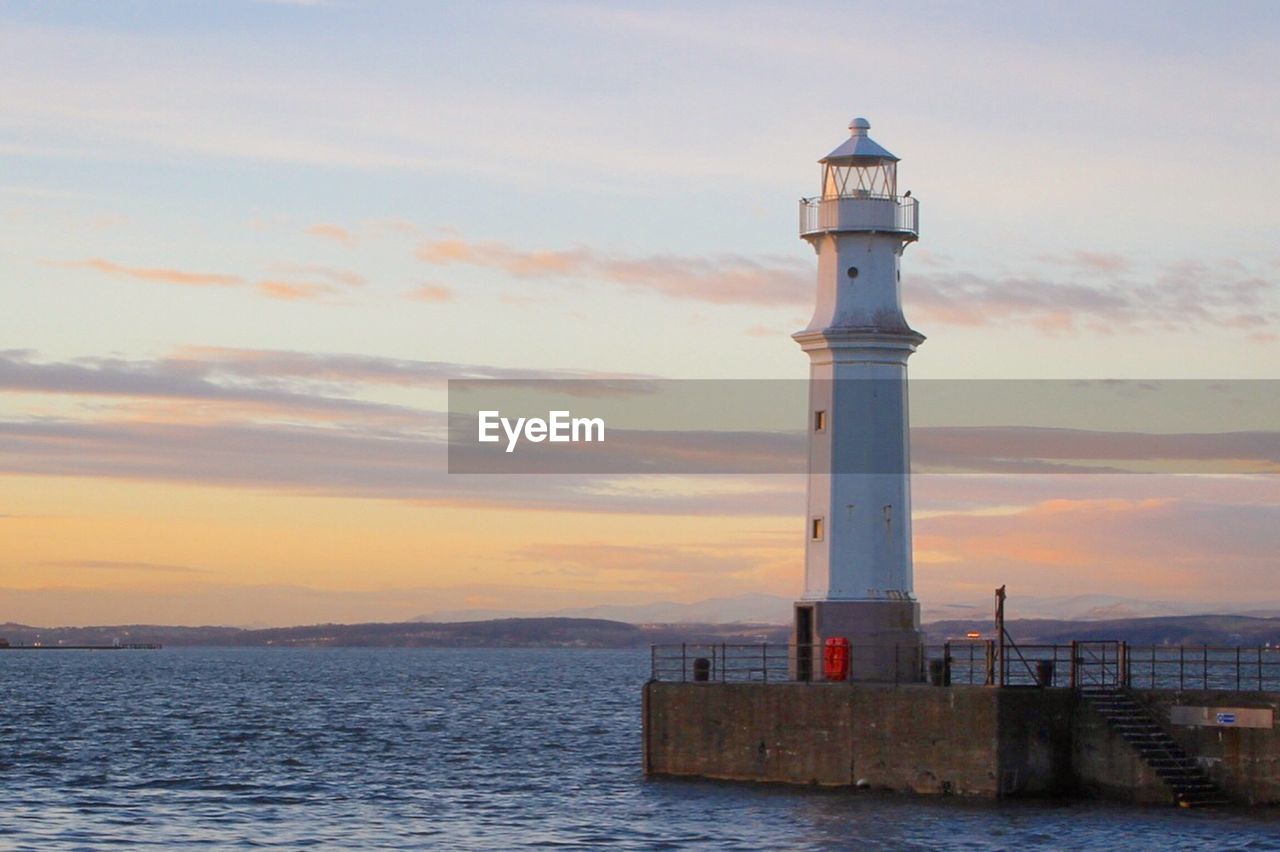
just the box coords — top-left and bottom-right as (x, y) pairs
(2, 647), (1278, 850)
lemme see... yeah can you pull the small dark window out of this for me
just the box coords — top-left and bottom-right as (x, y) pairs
(846, 266), (859, 279)
(811, 517), (824, 541)
(813, 410), (827, 431)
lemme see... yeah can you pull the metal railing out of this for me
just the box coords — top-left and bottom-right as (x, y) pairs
(649, 641), (1280, 692)
(798, 195), (918, 238)
(1126, 645), (1280, 692)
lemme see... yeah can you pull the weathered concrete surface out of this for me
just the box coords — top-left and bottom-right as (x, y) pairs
(644, 682), (1072, 797)
(1073, 690), (1280, 805)
(792, 600), (925, 683)
(1071, 699), (1169, 805)
(995, 688), (1075, 797)
(846, 684), (1010, 795)
(645, 683), (1280, 803)
(644, 683), (854, 786)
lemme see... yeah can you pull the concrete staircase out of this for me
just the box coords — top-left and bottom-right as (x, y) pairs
(1083, 688), (1229, 808)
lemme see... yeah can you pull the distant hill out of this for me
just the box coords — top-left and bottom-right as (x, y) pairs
(926, 614), (1280, 646)
(0, 618), (789, 649)
(417, 593), (1280, 626)
(416, 592), (794, 625)
(4, 613), (1280, 649)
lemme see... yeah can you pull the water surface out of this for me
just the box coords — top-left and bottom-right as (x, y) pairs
(2, 647), (1278, 849)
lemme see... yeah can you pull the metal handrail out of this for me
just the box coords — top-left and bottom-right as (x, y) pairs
(799, 195), (918, 237)
(649, 642), (1280, 692)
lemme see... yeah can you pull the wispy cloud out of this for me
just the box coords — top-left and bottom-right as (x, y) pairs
(167, 347), (645, 385)
(416, 235), (1278, 331)
(59, 258), (241, 288)
(417, 235), (809, 306)
(40, 559), (211, 574)
(915, 497), (1280, 599)
(271, 264), (365, 288)
(58, 257), (366, 303)
(512, 542), (764, 579)
(0, 349), (425, 421)
(256, 280), (339, 301)
(305, 223), (356, 245)
(907, 260), (1278, 333)
(405, 283), (455, 303)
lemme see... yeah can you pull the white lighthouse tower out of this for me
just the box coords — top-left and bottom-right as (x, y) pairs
(792, 118), (924, 682)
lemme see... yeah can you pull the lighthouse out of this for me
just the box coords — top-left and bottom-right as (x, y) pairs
(792, 118), (924, 682)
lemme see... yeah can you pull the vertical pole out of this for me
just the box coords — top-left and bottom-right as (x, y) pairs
(1179, 646), (1185, 690)
(681, 642), (687, 682)
(943, 641), (951, 687)
(994, 585), (1006, 689)
(1070, 640), (1078, 690)
(762, 643), (769, 684)
(721, 642), (727, 683)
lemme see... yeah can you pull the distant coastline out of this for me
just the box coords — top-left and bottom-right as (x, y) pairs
(2, 614), (1280, 650)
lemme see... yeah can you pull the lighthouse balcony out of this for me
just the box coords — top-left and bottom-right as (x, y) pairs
(799, 194), (918, 240)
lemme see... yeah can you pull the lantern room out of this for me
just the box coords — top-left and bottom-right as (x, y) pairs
(799, 117), (917, 241)
(820, 117), (898, 199)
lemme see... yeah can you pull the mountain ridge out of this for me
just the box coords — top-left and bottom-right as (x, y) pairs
(5, 613), (1280, 649)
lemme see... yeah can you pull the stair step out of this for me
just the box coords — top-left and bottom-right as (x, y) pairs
(1091, 688), (1229, 808)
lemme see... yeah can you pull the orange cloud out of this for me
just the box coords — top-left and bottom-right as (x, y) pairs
(256, 280), (337, 301)
(417, 234), (1278, 330)
(417, 238), (478, 264)
(406, 283), (456, 303)
(271, 264), (365, 288)
(912, 496), (1280, 602)
(59, 257), (369, 303)
(416, 235), (806, 305)
(306, 223), (355, 245)
(63, 258), (242, 287)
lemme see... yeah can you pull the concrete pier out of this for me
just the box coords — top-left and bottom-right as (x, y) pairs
(643, 682), (1280, 804)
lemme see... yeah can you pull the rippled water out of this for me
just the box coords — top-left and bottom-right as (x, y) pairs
(2, 648), (1279, 849)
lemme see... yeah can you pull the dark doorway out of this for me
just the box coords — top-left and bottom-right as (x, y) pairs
(795, 605), (814, 682)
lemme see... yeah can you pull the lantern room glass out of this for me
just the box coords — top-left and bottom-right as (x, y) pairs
(821, 160), (898, 200)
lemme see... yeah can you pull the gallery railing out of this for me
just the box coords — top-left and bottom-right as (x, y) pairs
(798, 194), (918, 238)
(649, 642), (1280, 692)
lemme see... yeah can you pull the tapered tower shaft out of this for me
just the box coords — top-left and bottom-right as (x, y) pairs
(792, 118), (925, 682)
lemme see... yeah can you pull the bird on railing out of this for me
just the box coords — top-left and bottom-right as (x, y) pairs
(903, 190), (912, 199)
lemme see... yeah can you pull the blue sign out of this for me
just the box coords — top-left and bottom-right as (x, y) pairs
(1216, 713), (1237, 725)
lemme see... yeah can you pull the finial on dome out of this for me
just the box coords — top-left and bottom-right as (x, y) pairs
(849, 117), (870, 136)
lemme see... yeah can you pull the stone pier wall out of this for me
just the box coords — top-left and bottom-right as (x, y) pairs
(1073, 689), (1280, 805)
(643, 682), (1072, 797)
(643, 682), (1280, 804)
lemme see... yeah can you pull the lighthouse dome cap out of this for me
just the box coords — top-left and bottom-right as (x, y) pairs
(820, 117), (899, 164)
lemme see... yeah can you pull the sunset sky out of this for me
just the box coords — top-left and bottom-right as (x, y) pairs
(3, 1), (1279, 626)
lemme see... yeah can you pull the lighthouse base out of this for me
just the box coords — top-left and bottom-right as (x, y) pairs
(793, 599), (924, 683)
